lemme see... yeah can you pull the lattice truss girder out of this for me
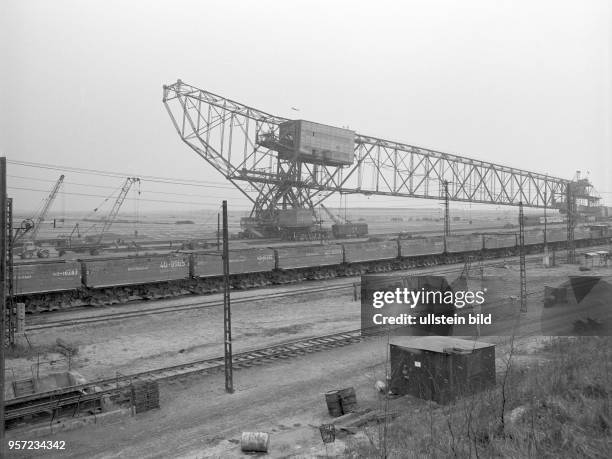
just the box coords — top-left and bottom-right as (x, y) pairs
(347, 136), (568, 207)
(163, 80), (576, 214)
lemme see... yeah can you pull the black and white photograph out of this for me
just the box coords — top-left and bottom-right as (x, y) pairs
(1, 1), (611, 457)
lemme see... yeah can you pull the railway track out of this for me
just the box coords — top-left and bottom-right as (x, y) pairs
(5, 328), (366, 425)
(5, 295), (556, 428)
(25, 243), (605, 331)
(15, 234), (611, 316)
(5, 271), (596, 427)
(26, 283), (354, 331)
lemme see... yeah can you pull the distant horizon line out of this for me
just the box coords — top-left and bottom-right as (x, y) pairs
(12, 206), (562, 218)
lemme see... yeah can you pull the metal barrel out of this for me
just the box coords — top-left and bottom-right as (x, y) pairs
(338, 387), (357, 413)
(324, 390), (342, 417)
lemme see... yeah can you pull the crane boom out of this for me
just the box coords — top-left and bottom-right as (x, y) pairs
(320, 204), (342, 225)
(163, 80), (601, 237)
(28, 174), (65, 241)
(91, 177), (139, 249)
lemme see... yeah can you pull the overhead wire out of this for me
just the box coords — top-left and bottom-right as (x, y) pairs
(9, 159), (248, 240)
(8, 186), (250, 207)
(79, 181), (126, 237)
(7, 159), (237, 190)
(7, 174), (238, 197)
(7, 160), (249, 215)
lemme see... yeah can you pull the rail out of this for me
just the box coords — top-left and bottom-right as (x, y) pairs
(25, 245), (606, 331)
(5, 329), (365, 424)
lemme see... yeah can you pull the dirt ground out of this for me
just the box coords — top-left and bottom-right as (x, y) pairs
(5, 333), (552, 459)
(4, 260), (611, 458)
(32, 207), (515, 244)
(6, 260), (610, 388)
(7, 286), (361, 385)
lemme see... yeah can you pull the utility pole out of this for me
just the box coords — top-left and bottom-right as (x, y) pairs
(566, 183), (576, 264)
(319, 205), (323, 245)
(518, 201), (527, 313)
(441, 180), (450, 254)
(7, 198), (14, 346)
(222, 201), (233, 393)
(543, 188), (549, 267)
(217, 212), (220, 251)
(443, 180), (450, 237)
(0, 157), (7, 452)
(543, 188), (547, 248)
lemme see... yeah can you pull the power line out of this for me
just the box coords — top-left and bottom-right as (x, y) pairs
(7, 160), (237, 190)
(8, 186), (249, 207)
(8, 174), (241, 199)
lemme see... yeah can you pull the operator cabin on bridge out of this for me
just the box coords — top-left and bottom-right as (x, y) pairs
(259, 119), (356, 167)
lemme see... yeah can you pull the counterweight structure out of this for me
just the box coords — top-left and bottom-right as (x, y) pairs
(163, 80), (600, 236)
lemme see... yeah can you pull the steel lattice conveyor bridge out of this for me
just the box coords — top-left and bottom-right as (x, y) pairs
(162, 80), (599, 232)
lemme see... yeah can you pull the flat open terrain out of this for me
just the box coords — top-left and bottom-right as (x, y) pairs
(8, 334), (549, 459)
(6, 260), (611, 387)
(7, 285), (360, 385)
(18, 206), (549, 260)
(4, 259), (612, 458)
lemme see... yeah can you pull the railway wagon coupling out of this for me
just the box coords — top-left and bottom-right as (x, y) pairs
(12, 226), (611, 313)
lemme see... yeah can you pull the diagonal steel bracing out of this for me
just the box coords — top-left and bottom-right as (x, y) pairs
(163, 80), (589, 223)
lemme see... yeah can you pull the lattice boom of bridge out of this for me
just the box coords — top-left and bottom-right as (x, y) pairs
(163, 80), (596, 218)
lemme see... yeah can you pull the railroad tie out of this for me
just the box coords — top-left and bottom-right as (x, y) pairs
(251, 352), (268, 359)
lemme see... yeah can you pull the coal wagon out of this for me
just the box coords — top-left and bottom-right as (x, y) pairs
(399, 237), (445, 257)
(274, 244), (344, 282)
(546, 228), (567, 243)
(523, 229), (544, 246)
(192, 248), (276, 288)
(445, 235), (483, 253)
(275, 244), (343, 270)
(483, 233), (517, 250)
(574, 227), (590, 240)
(82, 254), (190, 288)
(342, 240), (398, 274)
(343, 240), (398, 263)
(192, 248), (276, 277)
(14, 260), (82, 296)
(589, 224), (610, 239)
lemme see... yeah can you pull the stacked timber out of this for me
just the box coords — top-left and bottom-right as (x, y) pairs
(325, 387), (357, 417)
(131, 380), (160, 414)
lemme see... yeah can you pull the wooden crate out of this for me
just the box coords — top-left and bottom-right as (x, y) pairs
(131, 380), (160, 413)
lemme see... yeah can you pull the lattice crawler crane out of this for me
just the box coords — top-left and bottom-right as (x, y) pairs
(87, 177), (140, 255)
(320, 204), (368, 238)
(16, 174), (64, 259)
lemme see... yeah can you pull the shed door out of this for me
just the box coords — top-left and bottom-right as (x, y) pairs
(402, 352), (435, 401)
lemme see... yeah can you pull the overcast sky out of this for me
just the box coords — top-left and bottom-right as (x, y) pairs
(1, 0), (610, 215)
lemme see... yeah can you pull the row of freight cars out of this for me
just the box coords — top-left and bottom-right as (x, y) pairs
(14, 225), (610, 312)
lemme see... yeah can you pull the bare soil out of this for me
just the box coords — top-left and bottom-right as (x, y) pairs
(7, 260), (610, 386)
(4, 260), (611, 458)
(6, 333), (555, 458)
(7, 287), (361, 385)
